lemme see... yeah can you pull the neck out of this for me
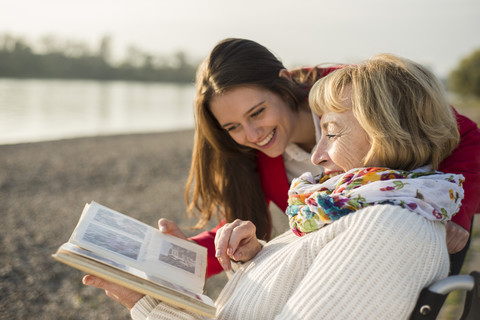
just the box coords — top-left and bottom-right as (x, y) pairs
(291, 108), (316, 152)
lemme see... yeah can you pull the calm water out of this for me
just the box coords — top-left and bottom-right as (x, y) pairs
(0, 79), (196, 145)
(2, 79), (478, 146)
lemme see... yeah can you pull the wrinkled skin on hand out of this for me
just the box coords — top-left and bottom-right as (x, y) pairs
(214, 219), (263, 271)
(446, 221), (469, 254)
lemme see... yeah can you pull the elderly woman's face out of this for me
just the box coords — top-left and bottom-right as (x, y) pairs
(311, 92), (372, 175)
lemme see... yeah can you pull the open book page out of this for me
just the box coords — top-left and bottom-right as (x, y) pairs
(69, 202), (207, 294)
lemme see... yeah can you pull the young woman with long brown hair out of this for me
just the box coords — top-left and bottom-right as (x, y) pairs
(82, 39), (480, 310)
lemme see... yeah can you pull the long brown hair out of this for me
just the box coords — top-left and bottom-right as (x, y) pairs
(185, 38), (322, 240)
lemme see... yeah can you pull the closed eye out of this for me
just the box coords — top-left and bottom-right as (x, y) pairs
(225, 124), (240, 132)
(250, 107), (265, 118)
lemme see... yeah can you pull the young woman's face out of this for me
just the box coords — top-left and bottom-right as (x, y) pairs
(311, 94), (372, 175)
(210, 86), (298, 158)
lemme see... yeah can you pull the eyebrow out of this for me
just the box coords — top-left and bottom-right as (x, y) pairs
(321, 120), (336, 129)
(321, 120), (340, 132)
(221, 101), (266, 128)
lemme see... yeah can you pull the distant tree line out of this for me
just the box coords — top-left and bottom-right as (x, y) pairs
(449, 48), (480, 98)
(0, 33), (198, 83)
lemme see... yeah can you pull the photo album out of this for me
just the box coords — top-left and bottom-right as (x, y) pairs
(52, 201), (216, 317)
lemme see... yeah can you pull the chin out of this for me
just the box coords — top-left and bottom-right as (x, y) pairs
(258, 150), (278, 158)
(252, 142), (282, 158)
(254, 147), (278, 158)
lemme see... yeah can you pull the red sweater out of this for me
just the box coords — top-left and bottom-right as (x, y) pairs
(439, 110), (480, 229)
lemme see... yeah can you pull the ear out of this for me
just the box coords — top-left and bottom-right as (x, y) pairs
(278, 69), (292, 81)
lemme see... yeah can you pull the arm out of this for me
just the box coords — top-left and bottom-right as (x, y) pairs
(274, 206), (449, 319)
(196, 151), (291, 273)
(190, 151), (289, 276)
(131, 296), (209, 320)
(190, 153), (288, 275)
(83, 277), (211, 319)
(189, 221), (225, 278)
(438, 109), (480, 251)
(212, 153), (290, 271)
(439, 109), (480, 230)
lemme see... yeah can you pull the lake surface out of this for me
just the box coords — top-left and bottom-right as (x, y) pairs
(0, 79), (196, 145)
(2, 79), (478, 146)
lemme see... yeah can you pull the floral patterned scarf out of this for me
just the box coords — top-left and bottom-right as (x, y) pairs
(286, 167), (464, 236)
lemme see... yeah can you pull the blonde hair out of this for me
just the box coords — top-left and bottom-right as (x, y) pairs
(309, 54), (459, 171)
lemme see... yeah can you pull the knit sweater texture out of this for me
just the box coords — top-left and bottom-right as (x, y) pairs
(131, 205), (449, 320)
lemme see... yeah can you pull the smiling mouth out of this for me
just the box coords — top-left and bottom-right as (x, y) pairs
(257, 129), (275, 147)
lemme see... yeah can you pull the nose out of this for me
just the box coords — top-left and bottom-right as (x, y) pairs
(244, 123), (261, 142)
(311, 140), (327, 165)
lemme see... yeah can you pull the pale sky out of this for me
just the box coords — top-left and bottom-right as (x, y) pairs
(0, 0), (479, 78)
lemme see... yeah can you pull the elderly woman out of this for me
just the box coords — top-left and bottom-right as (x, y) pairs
(89, 54), (465, 319)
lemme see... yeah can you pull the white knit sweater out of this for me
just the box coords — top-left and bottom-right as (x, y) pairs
(131, 205), (449, 320)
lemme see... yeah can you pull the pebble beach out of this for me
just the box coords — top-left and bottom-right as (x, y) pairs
(0, 130), (229, 319)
